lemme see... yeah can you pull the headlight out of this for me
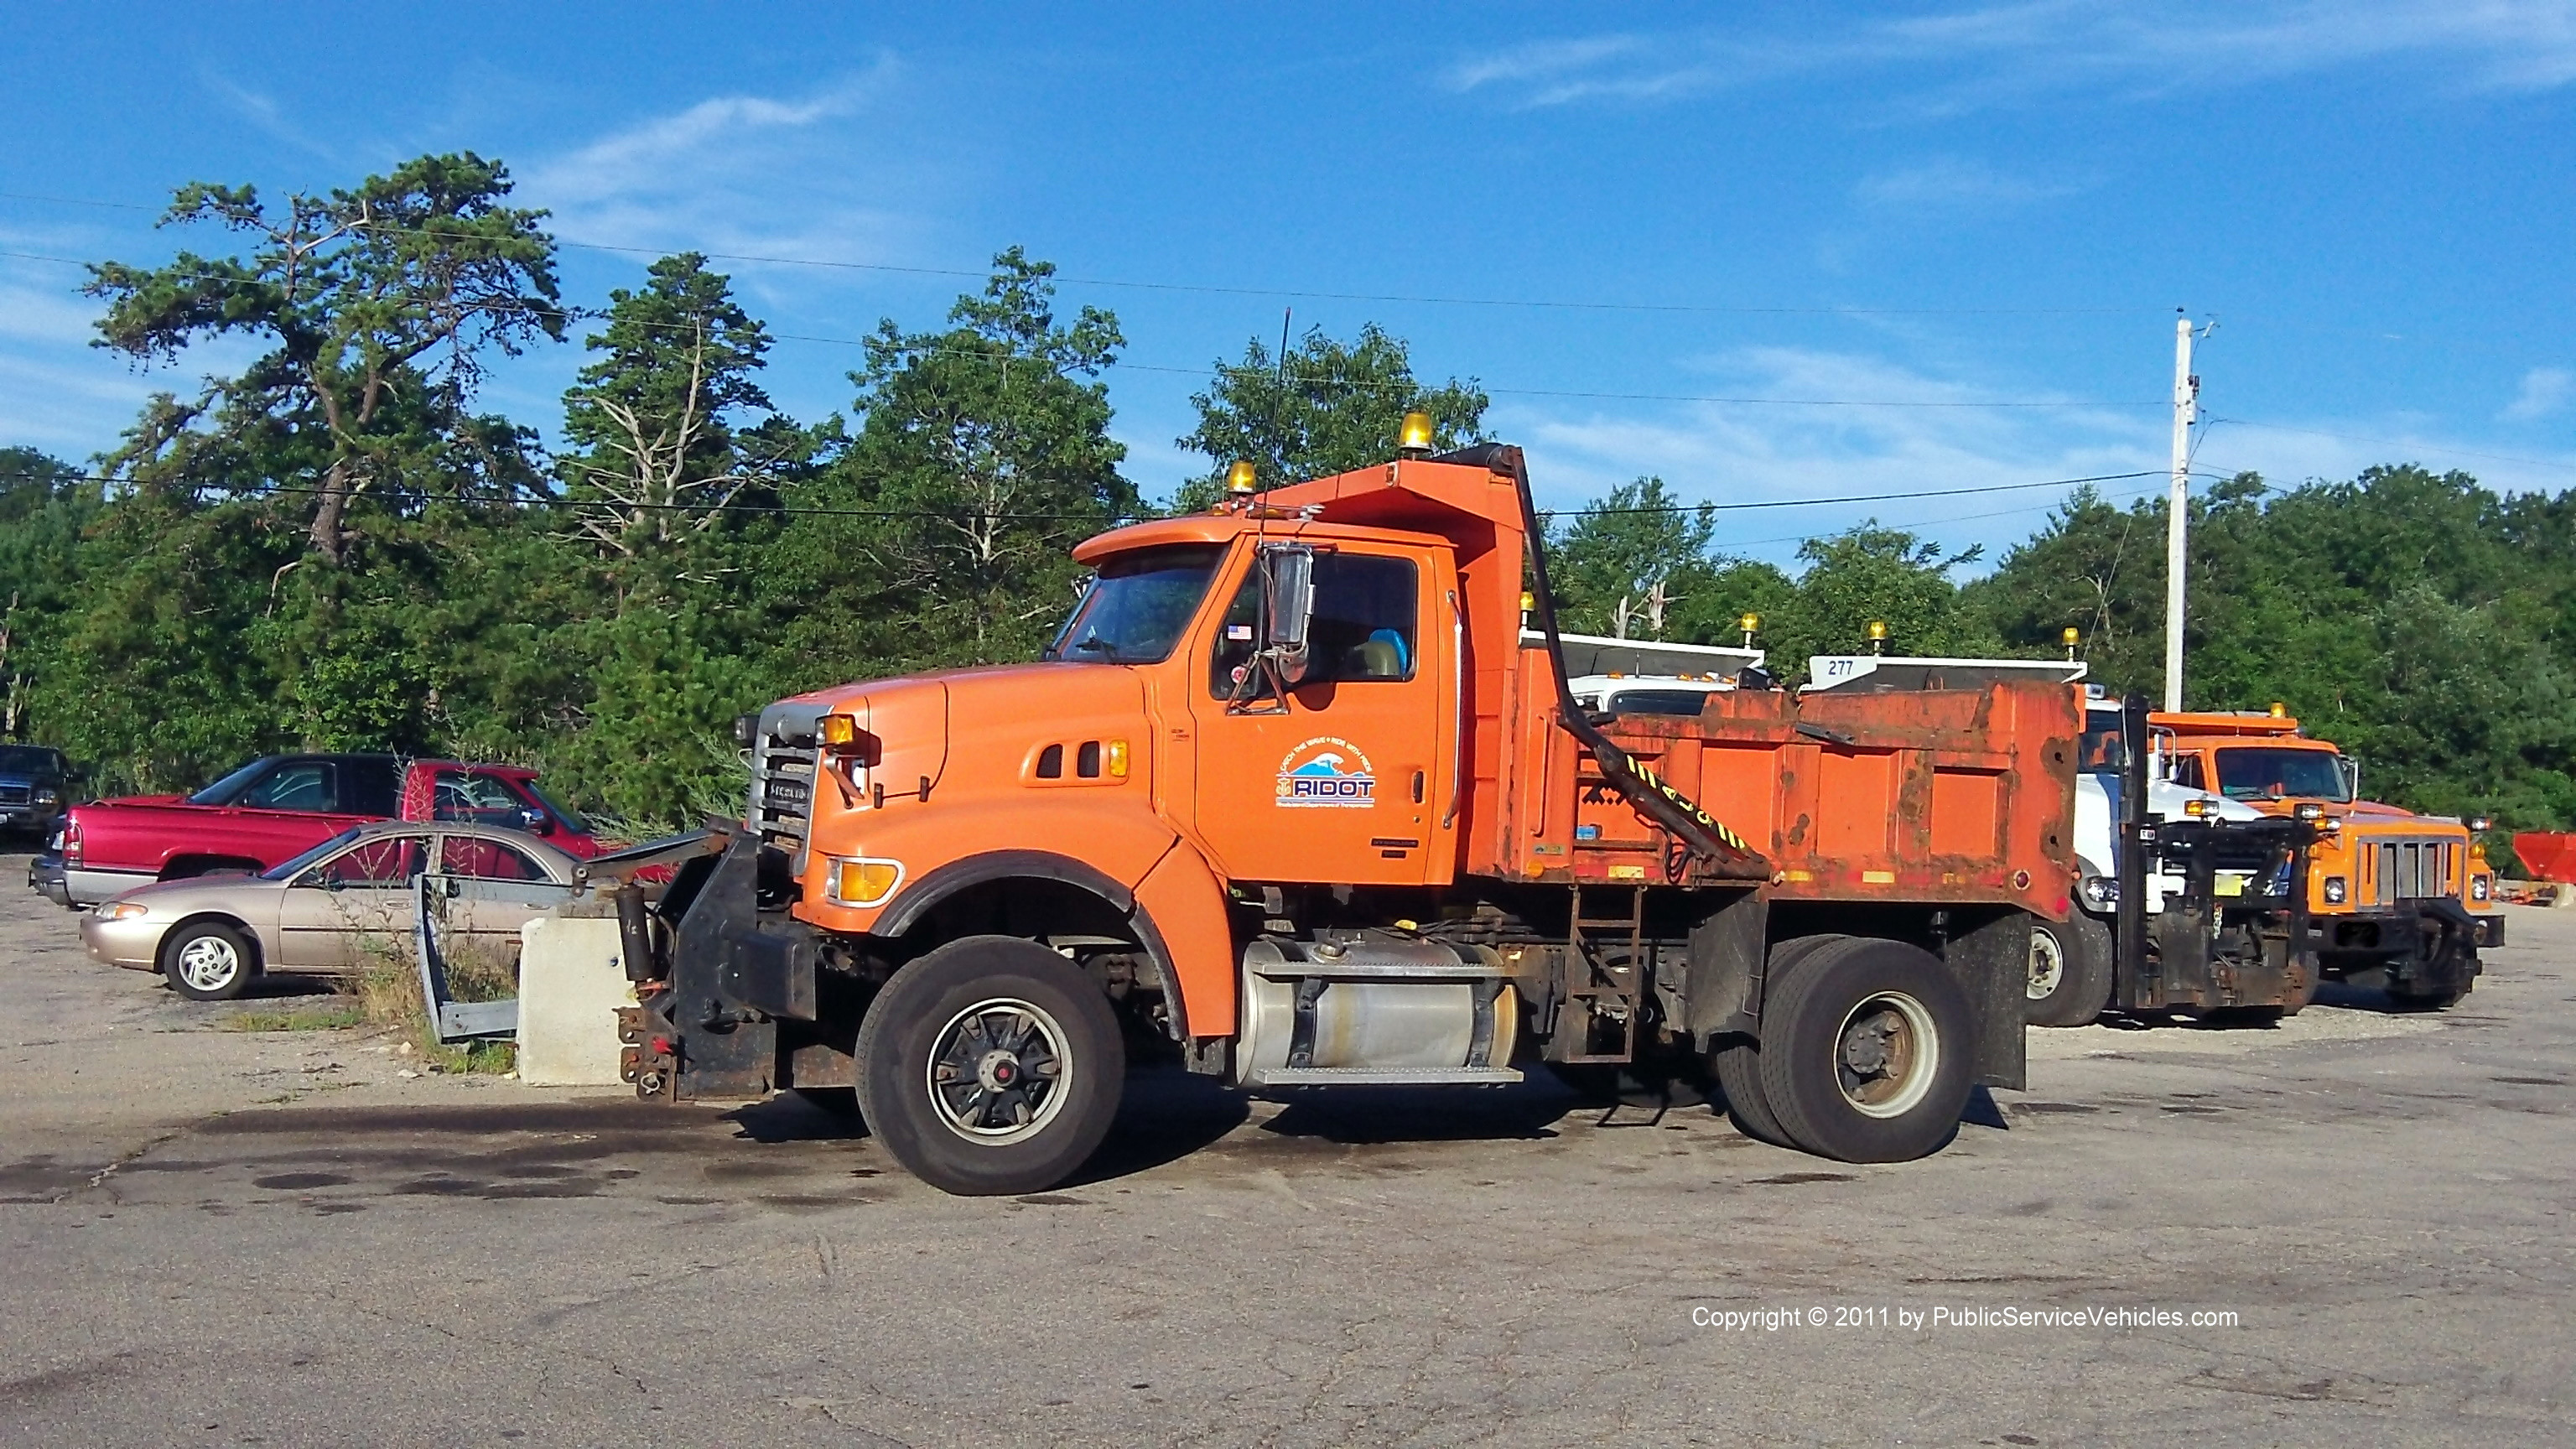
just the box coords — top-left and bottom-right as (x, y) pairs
(2079, 875), (2119, 911)
(2323, 875), (2347, 905)
(2471, 875), (2491, 902)
(98, 901), (149, 921)
(34, 787), (58, 806)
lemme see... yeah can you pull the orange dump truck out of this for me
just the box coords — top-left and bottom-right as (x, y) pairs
(609, 435), (2079, 1194)
(2155, 709), (2500, 1006)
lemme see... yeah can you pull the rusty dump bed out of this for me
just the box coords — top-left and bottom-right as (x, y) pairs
(1501, 647), (2079, 917)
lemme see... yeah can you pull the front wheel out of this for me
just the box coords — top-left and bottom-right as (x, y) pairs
(2024, 913), (2114, 1027)
(163, 922), (257, 1002)
(854, 937), (1125, 1196)
(1758, 937), (1973, 1164)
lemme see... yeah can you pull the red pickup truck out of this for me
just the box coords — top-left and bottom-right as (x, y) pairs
(30, 753), (603, 909)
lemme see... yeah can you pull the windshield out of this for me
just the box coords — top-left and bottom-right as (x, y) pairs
(2215, 746), (2354, 802)
(523, 779), (589, 834)
(262, 826), (367, 880)
(189, 758), (273, 806)
(0, 745), (60, 775)
(1043, 545), (1223, 664)
(2080, 718), (2127, 774)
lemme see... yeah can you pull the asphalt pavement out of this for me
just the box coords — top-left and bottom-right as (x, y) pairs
(3, 854), (2569, 1446)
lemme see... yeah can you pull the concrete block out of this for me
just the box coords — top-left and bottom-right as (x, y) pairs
(517, 915), (633, 1087)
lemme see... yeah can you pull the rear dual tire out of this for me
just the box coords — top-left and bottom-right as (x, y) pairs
(854, 936), (1124, 1197)
(1712, 935), (1844, 1147)
(1719, 936), (1974, 1164)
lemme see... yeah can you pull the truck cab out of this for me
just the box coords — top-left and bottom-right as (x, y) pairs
(2155, 709), (2496, 1006)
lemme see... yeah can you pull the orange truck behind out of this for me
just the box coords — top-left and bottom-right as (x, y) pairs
(606, 434), (2079, 1195)
(2154, 709), (2499, 1005)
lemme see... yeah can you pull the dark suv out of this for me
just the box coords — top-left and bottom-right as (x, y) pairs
(0, 745), (75, 840)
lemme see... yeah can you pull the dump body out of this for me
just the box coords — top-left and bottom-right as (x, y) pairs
(1511, 654), (2075, 913)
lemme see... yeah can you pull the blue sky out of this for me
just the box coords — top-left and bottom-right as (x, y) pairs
(5, 1), (2574, 569)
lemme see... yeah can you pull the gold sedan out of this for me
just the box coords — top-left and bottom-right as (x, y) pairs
(80, 819), (584, 1000)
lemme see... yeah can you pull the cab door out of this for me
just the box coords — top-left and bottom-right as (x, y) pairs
(1185, 542), (1456, 886)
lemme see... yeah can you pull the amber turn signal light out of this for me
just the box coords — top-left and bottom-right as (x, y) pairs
(832, 857), (904, 906)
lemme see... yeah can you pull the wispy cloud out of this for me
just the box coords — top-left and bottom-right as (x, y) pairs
(520, 64), (922, 274)
(1498, 346), (2166, 568)
(1446, 2), (2576, 111)
(196, 67), (340, 159)
(0, 278), (106, 349)
(1852, 156), (2086, 210)
(2502, 366), (2575, 421)
(1497, 345), (2576, 572)
(2193, 414), (2576, 497)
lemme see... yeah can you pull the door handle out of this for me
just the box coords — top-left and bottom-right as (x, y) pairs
(1411, 770), (1426, 805)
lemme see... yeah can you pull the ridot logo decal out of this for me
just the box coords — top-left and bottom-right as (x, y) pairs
(1275, 736), (1376, 808)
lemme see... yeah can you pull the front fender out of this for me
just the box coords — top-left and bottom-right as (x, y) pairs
(801, 801), (1179, 935)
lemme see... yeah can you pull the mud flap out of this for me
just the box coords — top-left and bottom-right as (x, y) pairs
(1946, 907), (2031, 1091)
(1681, 887), (1766, 1041)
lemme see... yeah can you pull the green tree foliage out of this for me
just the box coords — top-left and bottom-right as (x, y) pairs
(1535, 475), (1990, 673)
(0, 449), (100, 737)
(1968, 465), (2576, 850)
(1546, 477), (1716, 637)
(558, 252), (805, 566)
(538, 253), (818, 823)
(1174, 322), (1487, 506)
(762, 248), (1134, 683)
(86, 153), (563, 564)
(1783, 527), (1996, 664)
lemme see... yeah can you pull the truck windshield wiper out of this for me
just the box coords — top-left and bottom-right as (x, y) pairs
(1071, 637), (1123, 660)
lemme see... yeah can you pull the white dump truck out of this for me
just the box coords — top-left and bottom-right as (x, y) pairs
(1805, 655), (2321, 1025)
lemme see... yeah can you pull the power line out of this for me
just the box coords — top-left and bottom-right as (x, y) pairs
(0, 465), (2196, 522)
(1556, 469), (2165, 515)
(0, 246), (2162, 412)
(1717, 479), (2179, 551)
(0, 188), (2160, 319)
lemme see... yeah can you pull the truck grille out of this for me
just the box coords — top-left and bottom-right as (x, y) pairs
(748, 701), (829, 871)
(2369, 837), (2454, 906)
(0, 784), (28, 806)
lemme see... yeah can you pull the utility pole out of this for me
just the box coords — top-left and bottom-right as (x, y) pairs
(2162, 313), (2204, 713)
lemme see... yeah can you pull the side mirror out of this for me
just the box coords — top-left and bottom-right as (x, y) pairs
(1259, 545), (1316, 687)
(517, 806), (553, 836)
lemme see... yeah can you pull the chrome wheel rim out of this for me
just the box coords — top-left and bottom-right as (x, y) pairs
(926, 997), (1072, 1146)
(1836, 990), (1940, 1119)
(2026, 927), (2065, 1000)
(176, 936), (241, 993)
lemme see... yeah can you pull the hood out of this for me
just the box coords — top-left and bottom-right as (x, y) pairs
(769, 662), (1148, 808)
(104, 871), (283, 913)
(86, 794), (190, 809)
(2072, 773), (2267, 878)
(2145, 778), (2266, 822)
